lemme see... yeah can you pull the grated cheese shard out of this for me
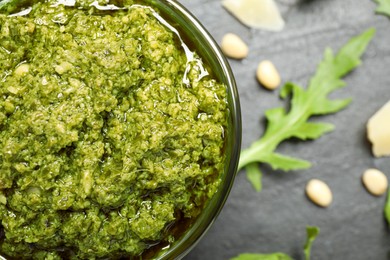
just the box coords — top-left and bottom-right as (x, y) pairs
(222, 0), (285, 31)
(367, 101), (390, 157)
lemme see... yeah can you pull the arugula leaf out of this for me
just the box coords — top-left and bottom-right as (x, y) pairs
(384, 188), (390, 226)
(238, 28), (375, 191)
(303, 226), (320, 260)
(231, 253), (293, 260)
(230, 226), (320, 260)
(246, 163), (262, 192)
(374, 0), (390, 17)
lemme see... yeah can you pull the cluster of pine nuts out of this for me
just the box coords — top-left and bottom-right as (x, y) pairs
(220, 33), (281, 90)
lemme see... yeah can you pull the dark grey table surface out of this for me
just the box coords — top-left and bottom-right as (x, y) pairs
(177, 0), (390, 259)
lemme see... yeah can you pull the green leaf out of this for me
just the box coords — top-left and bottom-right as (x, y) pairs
(260, 153), (311, 171)
(310, 98), (352, 115)
(303, 226), (320, 260)
(374, 0), (390, 17)
(384, 188), (390, 226)
(231, 226), (320, 260)
(238, 29), (375, 191)
(265, 107), (286, 124)
(246, 163), (263, 192)
(231, 253), (293, 260)
(336, 29), (375, 72)
(292, 122), (334, 140)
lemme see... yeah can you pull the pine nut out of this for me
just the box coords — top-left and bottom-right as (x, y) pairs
(362, 168), (388, 196)
(220, 33), (249, 60)
(306, 179), (332, 207)
(256, 60), (281, 90)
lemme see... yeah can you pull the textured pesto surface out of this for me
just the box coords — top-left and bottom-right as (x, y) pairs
(0, 1), (227, 259)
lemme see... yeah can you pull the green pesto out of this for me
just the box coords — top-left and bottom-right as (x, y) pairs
(0, 1), (227, 259)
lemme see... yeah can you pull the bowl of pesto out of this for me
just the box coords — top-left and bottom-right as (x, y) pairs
(0, 0), (241, 259)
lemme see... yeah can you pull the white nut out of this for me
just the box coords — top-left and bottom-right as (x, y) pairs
(362, 168), (388, 196)
(305, 179), (332, 207)
(14, 63), (30, 76)
(220, 33), (248, 60)
(256, 60), (281, 90)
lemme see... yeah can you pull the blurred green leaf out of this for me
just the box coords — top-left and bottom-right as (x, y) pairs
(304, 226), (320, 260)
(384, 188), (390, 226)
(231, 253), (293, 260)
(231, 226), (320, 260)
(374, 0), (390, 17)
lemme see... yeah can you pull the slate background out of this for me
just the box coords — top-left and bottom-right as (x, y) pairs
(177, 0), (390, 259)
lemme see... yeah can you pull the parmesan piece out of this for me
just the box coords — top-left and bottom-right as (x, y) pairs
(222, 0), (285, 31)
(367, 101), (390, 157)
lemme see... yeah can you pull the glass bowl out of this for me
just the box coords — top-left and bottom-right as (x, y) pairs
(149, 1), (241, 259)
(0, 0), (241, 259)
